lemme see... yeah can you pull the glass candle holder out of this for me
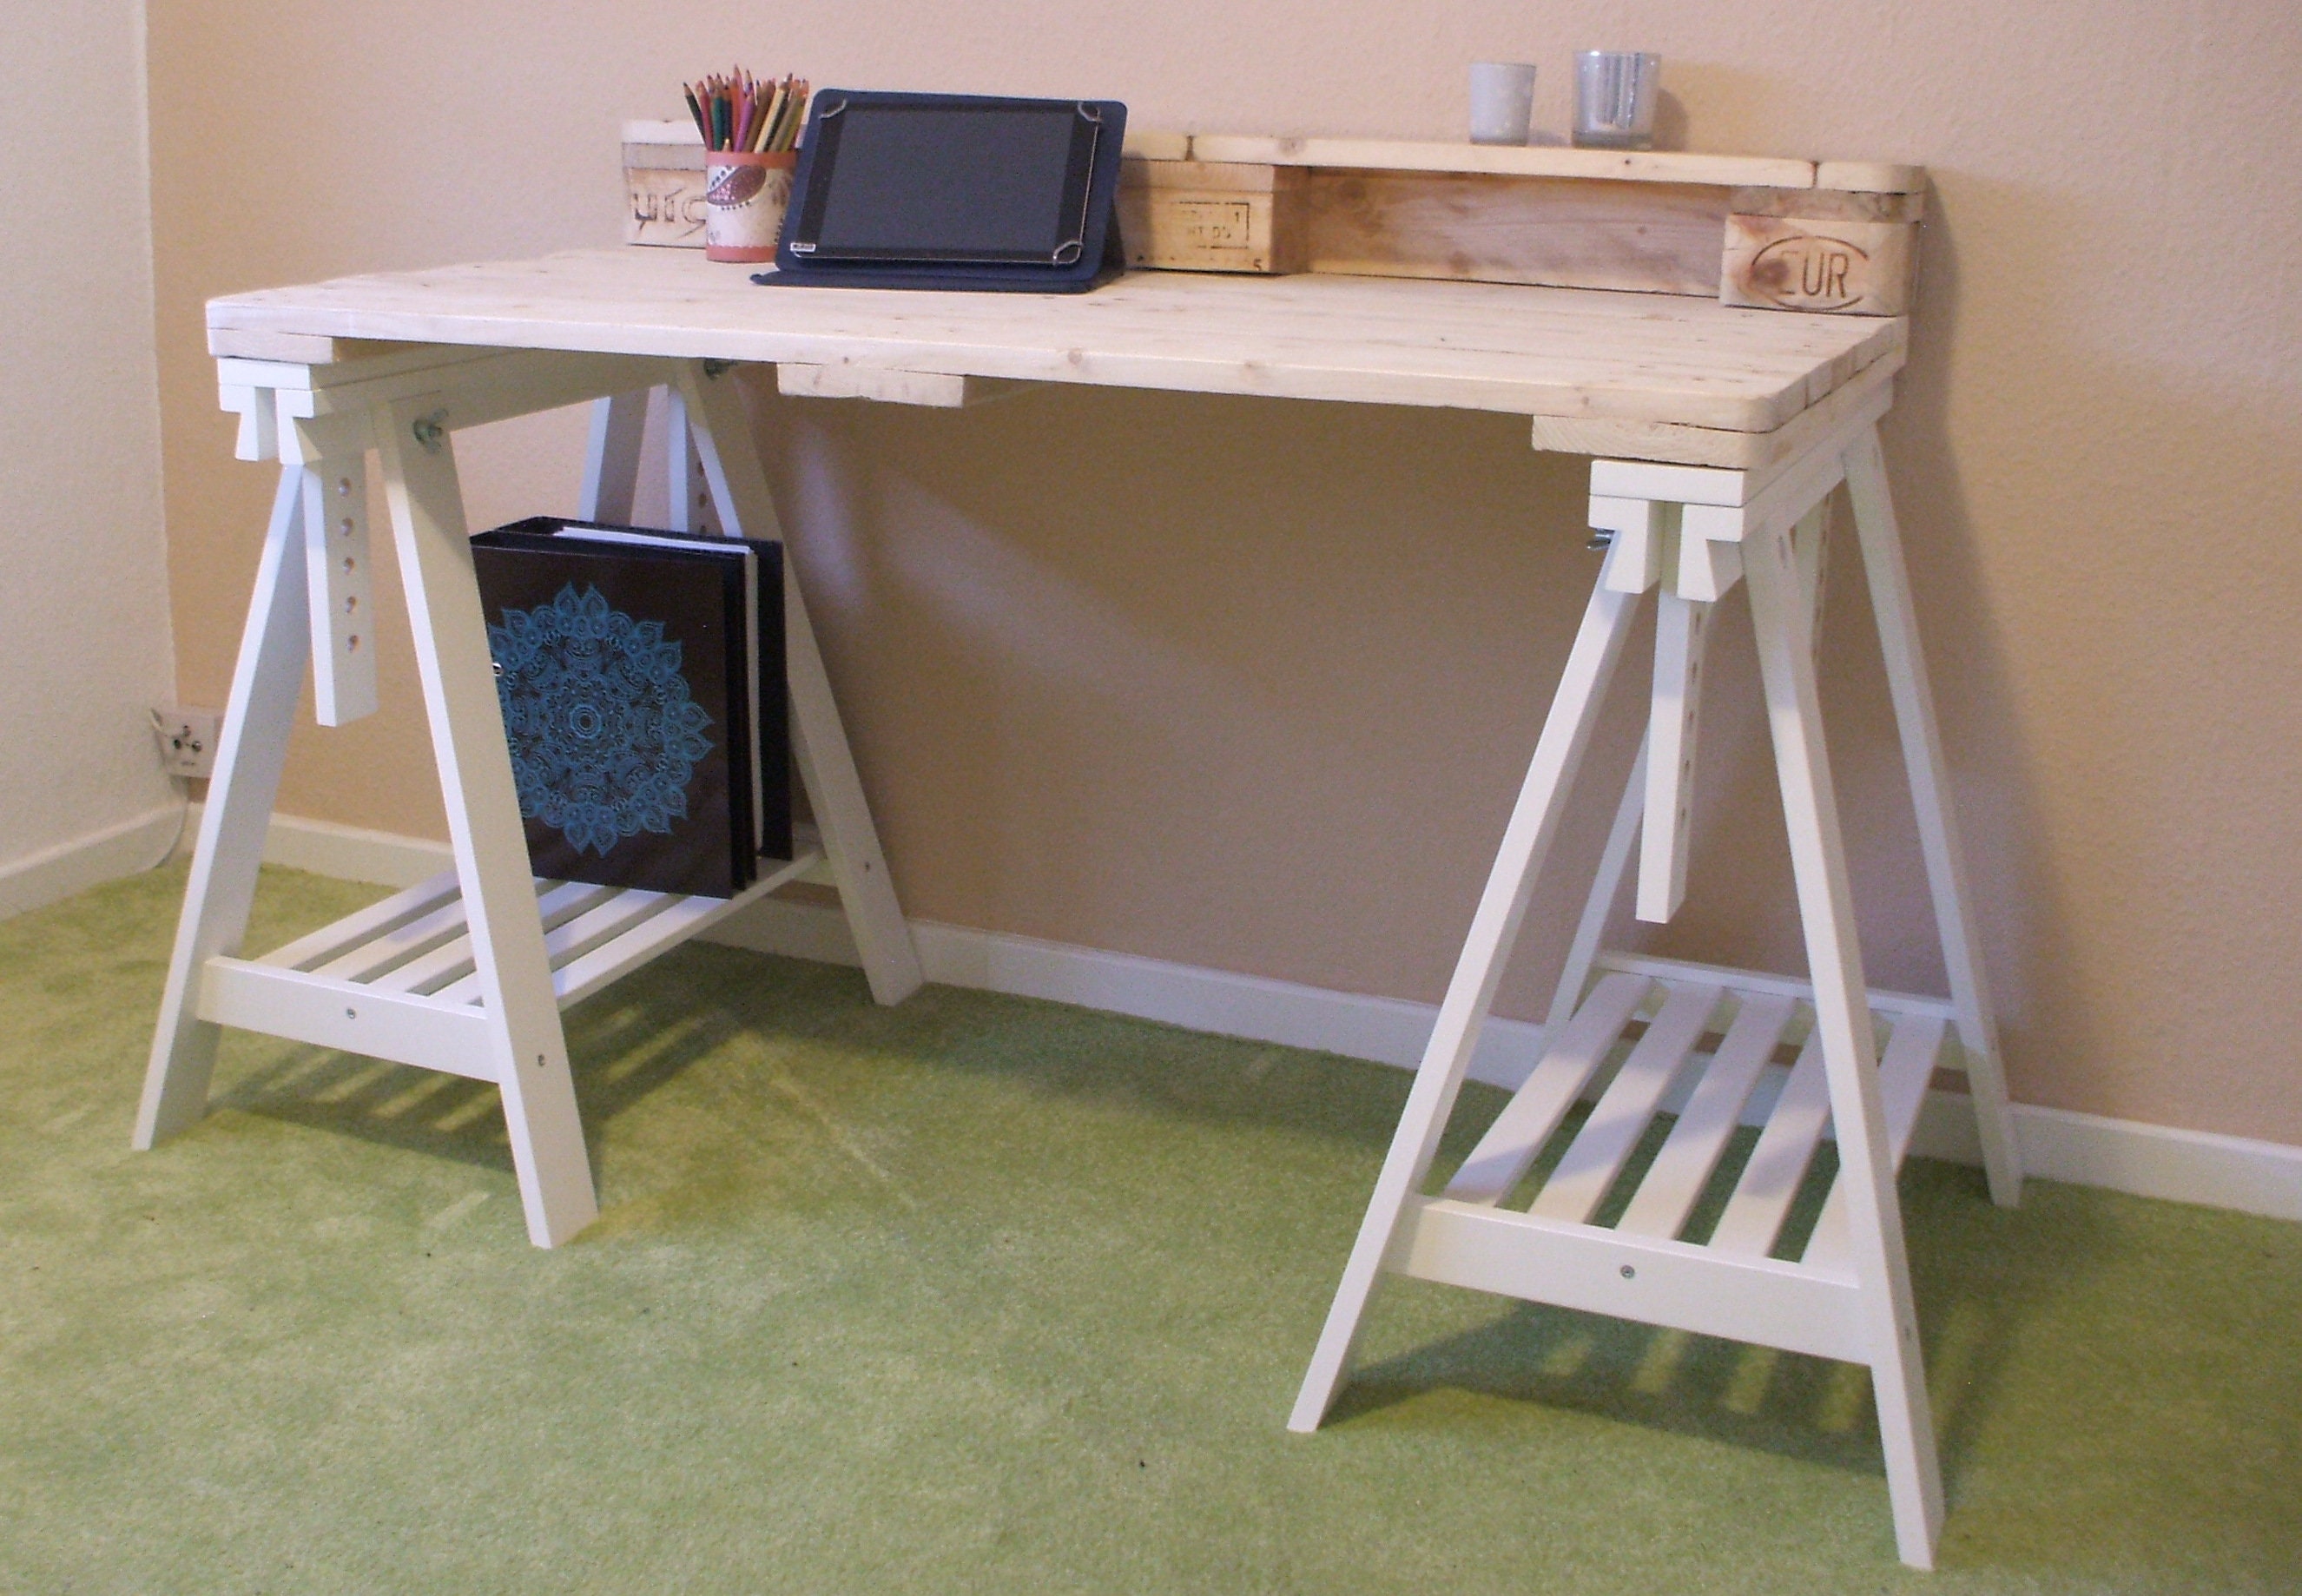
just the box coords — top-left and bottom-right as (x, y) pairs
(1573, 51), (1660, 149)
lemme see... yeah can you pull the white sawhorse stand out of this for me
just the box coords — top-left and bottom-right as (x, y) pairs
(1289, 395), (2023, 1568)
(135, 347), (921, 1247)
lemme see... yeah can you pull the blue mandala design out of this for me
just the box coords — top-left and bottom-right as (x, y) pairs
(489, 583), (715, 856)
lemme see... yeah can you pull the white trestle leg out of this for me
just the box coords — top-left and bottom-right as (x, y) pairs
(1291, 417), (2020, 1570)
(138, 349), (924, 1246)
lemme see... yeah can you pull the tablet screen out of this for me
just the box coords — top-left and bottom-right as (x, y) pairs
(789, 98), (1103, 265)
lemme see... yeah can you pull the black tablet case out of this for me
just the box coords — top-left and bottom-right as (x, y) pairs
(472, 519), (790, 898)
(761, 91), (1128, 293)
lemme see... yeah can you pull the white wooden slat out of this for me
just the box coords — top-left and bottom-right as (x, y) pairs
(1614, 992), (1797, 1239)
(197, 957), (494, 1079)
(1709, 1032), (1835, 1256)
(1443, 973), (1651, 1205)
(547, 849), (823, 1010)
(1593, 950), (1956, 1026)
(258, 868), (461, 971)
(1529, 981), (1725, 1222)
(1395, 1198), (1866, 1365)
(309, 894), (478, 984)
(366, 880), (609, 996)
(1800, 1015), (1949, 1271)
(432, 887), (678, 1006)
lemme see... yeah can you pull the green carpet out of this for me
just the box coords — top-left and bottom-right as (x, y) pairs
(2, 863), (2297, 1593)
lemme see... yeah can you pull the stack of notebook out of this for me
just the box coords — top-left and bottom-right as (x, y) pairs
(472, 516), (791, 899)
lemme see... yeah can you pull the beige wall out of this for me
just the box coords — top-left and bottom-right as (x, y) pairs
(2, 3), (177, 902)
(148, 2), (2302, 1145)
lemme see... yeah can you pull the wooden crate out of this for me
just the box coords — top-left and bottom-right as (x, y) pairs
(1121, 135), (1925, 317)
(623, 119), (706, 248)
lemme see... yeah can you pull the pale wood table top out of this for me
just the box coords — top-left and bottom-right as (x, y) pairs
(208, 247), (1905, 465)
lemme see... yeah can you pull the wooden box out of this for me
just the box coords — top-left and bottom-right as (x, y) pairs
(1118, 158), (1309, 274)
(623, 119), (707, 248)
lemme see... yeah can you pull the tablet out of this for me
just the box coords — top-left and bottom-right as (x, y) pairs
(765, 91), (1128, 293)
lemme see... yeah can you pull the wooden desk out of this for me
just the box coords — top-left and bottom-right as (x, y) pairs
(154, 248), (2013, 1567)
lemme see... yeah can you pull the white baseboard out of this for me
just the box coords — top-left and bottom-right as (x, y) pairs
(177, 801), (453, 886)
(215, 810), (2302, 1225)
(0, 801), (186, 922)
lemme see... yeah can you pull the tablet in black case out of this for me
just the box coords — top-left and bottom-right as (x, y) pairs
(761, 91), (1128, 293)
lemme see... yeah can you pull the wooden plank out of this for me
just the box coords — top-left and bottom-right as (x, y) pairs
(1730, 187), (1923, 224)
(257, 868), (460, 971)
(775, 363), (1029, 407)
(1802, 1015), (1948, 1270)
(1538, 346), (1899, 471)
(1530, 982), (1723, 1221)
(1122, 129), (1191, 162)
(1709, 1032), (1834, 1256)
(1815, 160), (1927, 195)
(207, 330), (424, 363)
(1444, 973), (1650, 1204)
(1305, 171), (1728, 296)
(1616, 992), (1797, 1239)
(1724, 214), (1918, 317)
(1189, 134), (1816, 190)
(207, 247), (1900, 436)
(198, 958), (493, 1079)
(1395, 1197), (1865, 1363)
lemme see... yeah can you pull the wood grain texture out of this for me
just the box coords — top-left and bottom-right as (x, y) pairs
(1118, 162), (1307, 273)
(1305, 170), (1728, 295)
(1724, 215), (1917, 316)
(1188, 134), (1818, 189)
(208, 247), (1901, 438)
(1729, 186), (1924, 224)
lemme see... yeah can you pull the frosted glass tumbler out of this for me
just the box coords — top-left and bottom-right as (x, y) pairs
(1468, 62), (1538, 145)
(1573, 51), (1660, 148)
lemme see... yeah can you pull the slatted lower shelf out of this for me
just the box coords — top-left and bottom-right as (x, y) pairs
(1392, 954), (1949, 1363)
(195, 847), (824, 1081)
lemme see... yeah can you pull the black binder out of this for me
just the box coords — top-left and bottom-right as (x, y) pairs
(472, 518), (790, 899)
(759, 91), (1128, 293)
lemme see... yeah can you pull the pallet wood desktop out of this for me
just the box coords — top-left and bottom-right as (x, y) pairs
(150, 228), (2015, 1567)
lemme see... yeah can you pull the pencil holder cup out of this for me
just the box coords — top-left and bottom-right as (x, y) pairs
(704, 150), (796, 263)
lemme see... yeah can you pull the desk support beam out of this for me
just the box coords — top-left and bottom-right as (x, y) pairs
(135, 467), (313, 1148)
(675, 361), (925, 1006)
(375, 394), (598, 1246)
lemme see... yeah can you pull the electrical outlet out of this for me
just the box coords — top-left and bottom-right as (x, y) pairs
(152, 706), (222, 779)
